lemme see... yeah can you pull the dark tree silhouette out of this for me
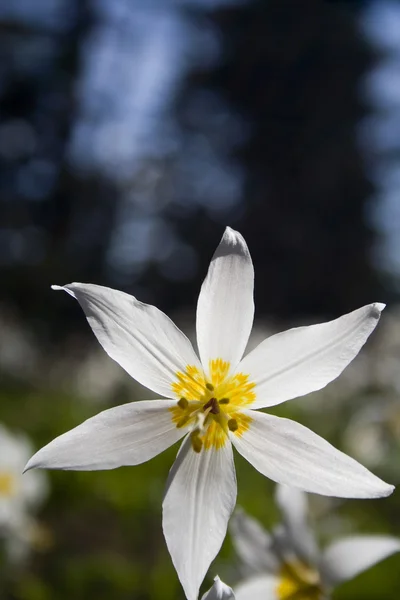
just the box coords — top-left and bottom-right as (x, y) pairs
(0, 0), (119, 337)
(173, 0), (382, 320)
(0, 0), (386, 339)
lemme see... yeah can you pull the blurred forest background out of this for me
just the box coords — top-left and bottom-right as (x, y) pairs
(1, 0), (400, 598)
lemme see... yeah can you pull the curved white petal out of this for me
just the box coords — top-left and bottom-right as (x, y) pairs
(320, 535), (400, 587)
(163, 436), (237, 600)
(230, 509), (279, 574)
(52, 283), (201, 398)
(231, 411), (394, 498)
(201, 576), (235, 600)
(24, 400), (184, 471)
(275, 484), (318, 564)
(196, 227), (254, 377)
(237, 303), (384, 409)
(234, 575), (280, 600)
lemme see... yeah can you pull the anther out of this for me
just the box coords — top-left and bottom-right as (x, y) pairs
(206, 383), (214, 391)
(219, 398), (230, 405)
(177, 415), (190, 428)
(228, 418), (238, 432)
(191, 431), (203, 453)
(177, 397), (188, 409)
(203, 397), (220, 415)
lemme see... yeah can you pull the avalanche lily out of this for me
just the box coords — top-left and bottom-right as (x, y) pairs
(24, 227), (393, 600)
(0, 425), (48, 525)
(0, 424), (49, 561)
(231, 484), (400, 600)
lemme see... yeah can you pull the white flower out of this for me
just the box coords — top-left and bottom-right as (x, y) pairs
(343, 397), (396, 469)
(4, 511), (51, 564)
(24, 227), (393, 600)
(0, 424), (48, 559)
(231, 485), (400, 600)
(202, 576), (235, 600)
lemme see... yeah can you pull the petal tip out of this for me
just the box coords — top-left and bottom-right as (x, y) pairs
(371, 302), (385, 317)
(222, 225), (243, 243)
(366, 481), (395, 499)
(51, 283), (79, 299)
(23, 457), (36, 473)
(381, 483), (395, 498)
(219, 227), (250, 259)
(23, 448), (49, 473)
(339, 479), (394, 500)
(222, 226), (241, 245)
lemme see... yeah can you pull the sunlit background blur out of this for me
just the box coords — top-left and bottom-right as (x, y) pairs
(1, 0), (400, 598)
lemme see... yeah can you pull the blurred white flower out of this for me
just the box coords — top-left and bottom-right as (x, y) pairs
(202, 576), (235, 600)
(4, 511), (52, 563)
(74, 348), (131, 404)
(344, 398), (392, 467)
(25, 227), (392, 600)
(343, 393), (400, 477)
(231, 485), (400, 600)
(0, 424), (48, 560)
(371, 306), (400, 393)
(0, 312), (38, 379)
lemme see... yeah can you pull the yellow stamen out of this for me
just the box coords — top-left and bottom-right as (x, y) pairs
(0, 472), (16, 497)
(191, 431), (203, 453)
(177, 415), (190, 428)
(170, 358), (255, 451)
(178, 397), (189, 409)
(228, 418), (238, 432)
(277, 561), (322, 600)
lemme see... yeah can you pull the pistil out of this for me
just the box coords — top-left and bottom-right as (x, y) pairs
(203, 397), (220, 415)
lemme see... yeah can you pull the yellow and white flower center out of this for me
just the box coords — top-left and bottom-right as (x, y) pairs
(0, 471), (17, 497)
(276, 560), (323, 600)
(170, 359), (255, 452)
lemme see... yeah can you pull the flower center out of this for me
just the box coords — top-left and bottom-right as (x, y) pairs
(0, 471), (17, 497)
(170, 359), (255, 452)
(276, 560), (323, 600)
(203, 397), (220, 414)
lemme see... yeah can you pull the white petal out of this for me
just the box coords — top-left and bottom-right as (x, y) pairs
(231, 411), (394, 498)
(234, 575), (280, 600)
(201, 576), (235, 600)
(237, 303), (384, 409)
(24, 400), (184, 471)
(230, 509), (279, 574)
(52, 283), (201, 398)
(320, 535), (400, 587)
(163, 436), (237, 600)
(196, 227), (254, 377)
(275, 484), (318, 564)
